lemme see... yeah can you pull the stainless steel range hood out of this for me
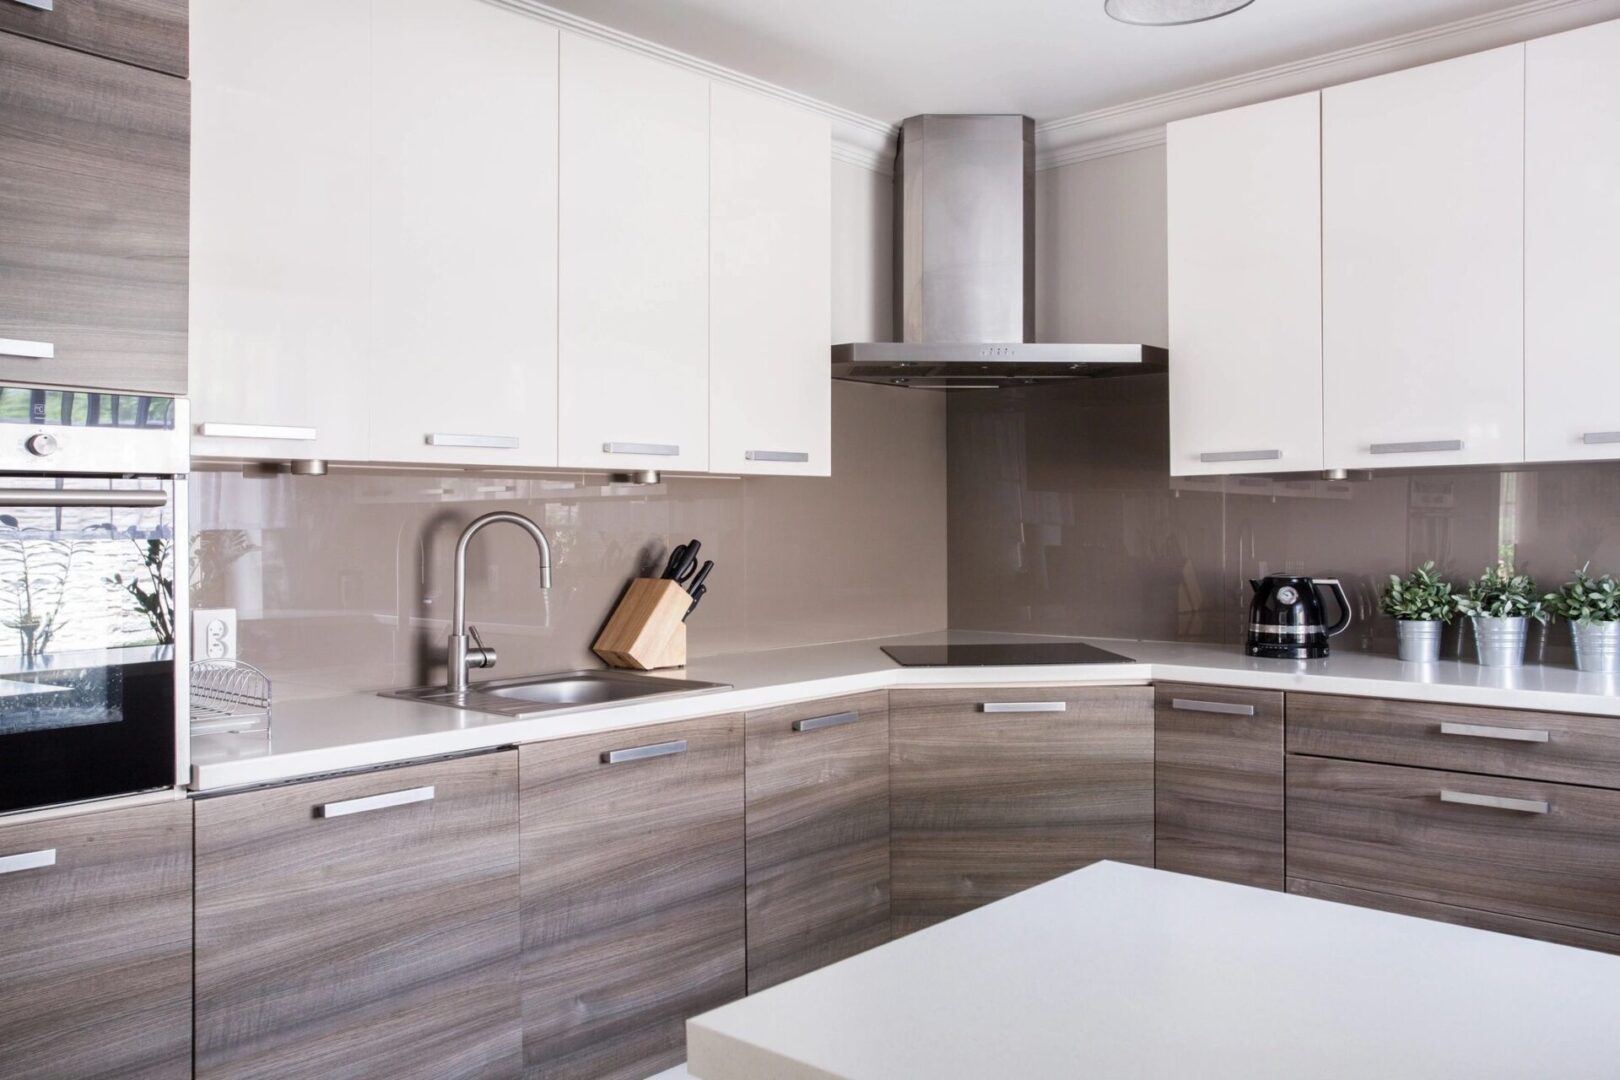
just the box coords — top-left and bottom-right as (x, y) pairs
(832, 114), (1167, 389)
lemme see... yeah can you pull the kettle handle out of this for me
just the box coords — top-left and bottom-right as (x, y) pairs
(1314, 579), (1353, 637)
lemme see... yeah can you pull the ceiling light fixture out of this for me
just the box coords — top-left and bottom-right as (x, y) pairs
(1104, 0), (1255, 26)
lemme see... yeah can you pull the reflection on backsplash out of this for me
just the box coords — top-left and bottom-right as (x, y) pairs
(948, 375), (1620, 663)
(192, 384), (947, 700)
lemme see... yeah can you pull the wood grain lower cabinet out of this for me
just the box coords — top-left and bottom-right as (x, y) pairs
(0, 0), (187, 77)
(744, 692), (889, 991)
(0, 799), (192, 1080)
(519, 714), (746, 1080)
(889, 685), (1154, 934)
(194, 752), (522, 1080)
(1154, 683), (1284, 889)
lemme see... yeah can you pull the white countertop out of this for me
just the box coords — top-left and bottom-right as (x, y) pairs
(189, 630), (1620, 791)
(686, 861), (1620, 1080)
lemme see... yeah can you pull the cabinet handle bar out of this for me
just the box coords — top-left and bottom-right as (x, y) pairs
(0, 848), (56, 875)
(1370, 440), (1463, 455)
(317, 785), (436, 818)
(981, 701), (1067, 713)
(602, 739), (688, 764)
(603, 442), (679, 457)
(1438, 722), (1549, 744)
(746, 450), (810, 463)
(426, 433), (519, 449)
(198, 423), (317, 441)
(1439, 790), (1549, 815)
(1170, 698), (1256, 716)
(793, 710), (859, 733)
(1582, 431), (1620, 445)
(0, 488), (168, 508)
(1199, 449), (1280, 463)
(0, 337), (54, 359)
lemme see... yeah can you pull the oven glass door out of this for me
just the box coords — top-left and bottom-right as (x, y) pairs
(0, 477), (178, 814)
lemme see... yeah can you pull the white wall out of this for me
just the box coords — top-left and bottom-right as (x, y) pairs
(1035, 146), (1168, 348)
(831, 160), (894, 343)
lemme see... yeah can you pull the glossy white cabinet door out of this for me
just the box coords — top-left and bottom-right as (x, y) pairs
(557, 34), (710, 472)
(1526, 20), (1620, 463)
(1322, 46), (1525, 471)
(1167, 92), (1322, 477)
(369, 0), (559, 468)
(189, 0), (371, 463)
(709, 85), (832, 477)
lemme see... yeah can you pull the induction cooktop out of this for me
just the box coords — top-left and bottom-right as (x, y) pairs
(880, 642), (1137, 667)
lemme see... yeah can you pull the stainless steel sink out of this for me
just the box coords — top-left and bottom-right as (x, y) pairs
(381, 668), (731, 719)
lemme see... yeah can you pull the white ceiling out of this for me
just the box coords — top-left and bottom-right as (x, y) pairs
(540, 0), (1536, 122)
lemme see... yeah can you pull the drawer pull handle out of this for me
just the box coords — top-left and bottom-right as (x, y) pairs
(1199, 449), (1280, 464)
(1582, 431), (1620, 445)
(603, 442), (679, 457)
(1170, 698), (1256, 717)
(0, 337), (54, 359)
(1439, 790), (1549, 815)
(793, 710), (859, 733)
(0, 848), (56, 876)
(198, 423), (317, 441)
(426, 433), (519, 449)
(602, 738), (688, 764)
(981, 701), (1067, 713)
(1370, 439), (1463, 455)
(0, 488), (168, 509)
(745, 450), (810, 463)
(1438, 722), (1549, 744)
(317, 785), (436, 818)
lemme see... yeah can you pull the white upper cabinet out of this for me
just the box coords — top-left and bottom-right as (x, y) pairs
(1167, 91), (1322, 477)
(369, 0), (559, 468)
(558, 34), (711, 473)
(1321, 46), (1526, 471)
(709, 85), (832, 476)
(190, 0), (371, 464)
(1525, 20), (1620, 463)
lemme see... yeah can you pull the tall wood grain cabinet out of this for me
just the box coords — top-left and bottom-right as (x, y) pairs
(889, 686), (1154, 936)
(519, 714), (747, 1080)
(0, 799), (193, 1080)
(744, 692), (890, 991)
(193, 752), (523, 1080)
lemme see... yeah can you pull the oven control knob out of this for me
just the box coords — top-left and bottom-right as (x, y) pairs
(25, 433), (58, 457)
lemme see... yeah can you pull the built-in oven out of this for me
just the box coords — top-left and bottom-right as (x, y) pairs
(0, 385), (189, 816)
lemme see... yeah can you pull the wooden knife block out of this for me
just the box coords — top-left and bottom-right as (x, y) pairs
(593, 578), (689, 671)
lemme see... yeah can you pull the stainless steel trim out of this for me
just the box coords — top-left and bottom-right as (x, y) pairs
(603, 442), (679, 457)
(0, 848), (56, 875)
(1199, 449), (1281, 464)
(1170, 698), (1256, 717)
(0, 488), (168, 508)
(602, 738), (688, 764)
(316, 785), (436, 819)
(426, 433), (519, 450)
(1439, 789), (1549, 815)
(745, 450), (811, 463)
(1248, 623), (1326, 638)
(1370, 440), (1464, 455)
(6, 0), (54, 10)
(197, 422), (317, 441)
(0, 337), (54, 359)
(793, 710), (860, 733)
(1438, 722), (1550, 743)
(981, 701), (1067, 713)
(1582, 431), (1620, 445)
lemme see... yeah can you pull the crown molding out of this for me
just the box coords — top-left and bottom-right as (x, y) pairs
(488, 0), (899, 173)
(1035, 0), (1620, 170)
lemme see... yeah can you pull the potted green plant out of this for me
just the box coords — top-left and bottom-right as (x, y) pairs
(1380, 561), (1455, 663)
(1454, 545), (1546, 668)
(1544, 564), (1620, 674)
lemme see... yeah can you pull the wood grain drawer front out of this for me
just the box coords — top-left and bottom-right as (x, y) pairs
(745, 692), (890, 992)
(0, 799), (192, 1080)
(890, 685), (1154, 926)
(194, 752), (522, 1080)
(1287, 692), (1620, 789)
(0, 32), (189, 395)
(520, 713), (746, 1080)
(0, 0), (187, 77)
(1287, 756), (1620, 937)
(1154, 683), (1285, 890)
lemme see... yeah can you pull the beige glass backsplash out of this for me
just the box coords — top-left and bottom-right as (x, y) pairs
(193, 383), (947, 700)
(948, 375), (1620, 662)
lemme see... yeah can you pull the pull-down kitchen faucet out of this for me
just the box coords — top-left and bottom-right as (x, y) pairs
(447, 511), (552, 693)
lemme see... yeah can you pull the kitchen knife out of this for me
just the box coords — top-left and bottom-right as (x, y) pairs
(684, 583), (707, 621)
(686, 560), (713, 596)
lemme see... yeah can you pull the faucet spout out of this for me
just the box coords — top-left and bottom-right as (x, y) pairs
(447, 511), (553, 693)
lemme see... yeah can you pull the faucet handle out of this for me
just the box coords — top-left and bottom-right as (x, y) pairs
(466, 624), (498, 671)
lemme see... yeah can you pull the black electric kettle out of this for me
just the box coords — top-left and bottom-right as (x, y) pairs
(1246, 575), (1352, 659)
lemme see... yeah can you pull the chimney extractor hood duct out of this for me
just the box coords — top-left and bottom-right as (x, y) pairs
(831, 114), (1168, 389)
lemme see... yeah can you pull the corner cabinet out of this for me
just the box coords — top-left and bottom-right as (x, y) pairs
(1167, 91), (1322, 477)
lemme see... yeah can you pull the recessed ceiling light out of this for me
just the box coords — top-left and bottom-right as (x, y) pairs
(1104, 0), (1256, 26)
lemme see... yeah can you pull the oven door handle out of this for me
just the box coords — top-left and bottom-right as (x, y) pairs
(0, 489), (169, 508)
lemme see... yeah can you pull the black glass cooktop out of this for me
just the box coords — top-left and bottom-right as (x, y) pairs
(881, 642), (1137, 667)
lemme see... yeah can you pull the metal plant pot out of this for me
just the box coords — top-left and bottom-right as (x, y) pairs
(1472, 615), (1528, 668)
(1571, 619), (1620, 674)
(1395, 619), (1443, 663)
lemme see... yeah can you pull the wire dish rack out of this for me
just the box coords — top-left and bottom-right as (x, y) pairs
(190, 659), (272, 737)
